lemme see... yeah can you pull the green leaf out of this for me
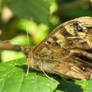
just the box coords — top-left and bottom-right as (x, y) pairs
(0, 58), (59, 92)
(56, 79), (83, 92)
(75, 79), (92, 92)
(55, 90), (64, 92)
(0, 57), (92, 92)
(53, 77), (92, 92)
(85, 79), (92, 92)
(3, 0), (49, 24)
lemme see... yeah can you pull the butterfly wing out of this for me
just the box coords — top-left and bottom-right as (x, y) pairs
(31, 17), (92, 80)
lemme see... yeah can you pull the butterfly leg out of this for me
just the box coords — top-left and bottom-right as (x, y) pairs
(25, 58), (30, 76)
(39, 63), (55, 81)
(25, 53), (34, 76)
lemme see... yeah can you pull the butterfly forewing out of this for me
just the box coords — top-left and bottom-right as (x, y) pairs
(28, 17), (92, 80)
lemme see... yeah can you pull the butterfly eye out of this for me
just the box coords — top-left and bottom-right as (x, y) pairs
(33, 56), (36, 59)
(33, 55), (40, 59)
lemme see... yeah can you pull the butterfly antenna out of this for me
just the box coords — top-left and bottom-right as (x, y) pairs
(26, 58), (30, 76)
(25, 21), (30, 76)
(25, 21), (30, 45)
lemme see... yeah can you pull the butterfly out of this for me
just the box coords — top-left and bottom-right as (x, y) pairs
(0, 16), (92, 80)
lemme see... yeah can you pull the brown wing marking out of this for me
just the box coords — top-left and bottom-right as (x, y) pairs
(32, 24), (73, 53)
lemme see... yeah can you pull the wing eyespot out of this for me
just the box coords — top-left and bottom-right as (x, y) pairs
(80, 66), (86, 71)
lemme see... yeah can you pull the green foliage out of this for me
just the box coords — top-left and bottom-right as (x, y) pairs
(0, 58), (59, 92)
(0, 58), (92, 92)
(3, 0), (49, 24)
